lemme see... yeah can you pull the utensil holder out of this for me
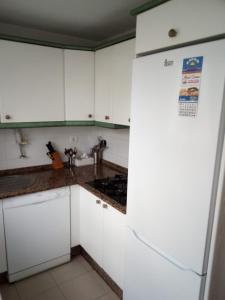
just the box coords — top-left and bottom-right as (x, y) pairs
(51, 152), (64, 169)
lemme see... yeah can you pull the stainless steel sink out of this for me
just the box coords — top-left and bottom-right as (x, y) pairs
(0, 175), (35, 193)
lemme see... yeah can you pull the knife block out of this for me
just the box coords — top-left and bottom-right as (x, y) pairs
(51, 152), (64, 169)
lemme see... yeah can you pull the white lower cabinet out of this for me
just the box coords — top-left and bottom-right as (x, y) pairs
(80, 187), (103, 266)
(0, 199), (7, 273)
(102, 202), (126, 289)
(1, 184), (125, 286)
(71, 185), (80, 247)
(79, 187), (126, 288)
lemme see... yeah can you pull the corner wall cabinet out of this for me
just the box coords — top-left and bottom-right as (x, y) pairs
(64, 50), (94, 121)
(95, 39), (135, 126)
(0, 40), (65, 123)
(0, 38), (134, 127)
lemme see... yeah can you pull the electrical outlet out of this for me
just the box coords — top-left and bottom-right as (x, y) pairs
(69, 136), (78, 145)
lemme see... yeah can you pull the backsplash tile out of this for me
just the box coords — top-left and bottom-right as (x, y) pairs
(0, 127), (129, 170)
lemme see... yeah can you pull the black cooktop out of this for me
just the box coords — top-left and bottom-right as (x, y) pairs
(87, 174), (127, 206)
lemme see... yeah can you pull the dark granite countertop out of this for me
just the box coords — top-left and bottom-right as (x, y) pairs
(0, 161), (127, 214)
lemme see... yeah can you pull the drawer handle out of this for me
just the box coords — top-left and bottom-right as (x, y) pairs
(88, 114), (93, 118)
(96, 199), (101, 204)
(102, 203), (108, 209)
(105, 116), (110, 120)
(168, 29), (177, 38)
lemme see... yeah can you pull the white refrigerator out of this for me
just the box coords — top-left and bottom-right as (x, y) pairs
(124, 39), (225, 300)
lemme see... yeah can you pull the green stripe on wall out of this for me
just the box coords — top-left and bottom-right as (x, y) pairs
(0, 121), (94, 129)
(130, 0), (171, 16)
(94, 122), (129, 129)
(0, 120), (129, 129)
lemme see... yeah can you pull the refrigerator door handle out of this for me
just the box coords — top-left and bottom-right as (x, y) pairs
(128, 226), (206, 277)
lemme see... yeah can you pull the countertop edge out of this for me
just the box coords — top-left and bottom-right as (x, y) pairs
(0, 161), (127, 214)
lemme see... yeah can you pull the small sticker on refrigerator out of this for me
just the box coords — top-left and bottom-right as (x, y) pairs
(178, 56), (203, 117)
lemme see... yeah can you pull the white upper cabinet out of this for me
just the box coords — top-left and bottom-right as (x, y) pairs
(0, 40), (64, 123)
(136, 0), (225, 54)
(95, 46), (113, 123)
(95, 39), (135, 125)
(64, 50), (94, 121)
(111, 39), (135, 126)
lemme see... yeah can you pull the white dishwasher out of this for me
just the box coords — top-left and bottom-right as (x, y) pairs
(3, 187), (71, 282)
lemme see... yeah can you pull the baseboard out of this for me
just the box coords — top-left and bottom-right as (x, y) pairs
(81, 247), (123, 299)
(71, 245), (82, 257)
(0, 272), (7, 284)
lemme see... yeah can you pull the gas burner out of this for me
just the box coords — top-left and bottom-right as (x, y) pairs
(87, 174), (127, 206)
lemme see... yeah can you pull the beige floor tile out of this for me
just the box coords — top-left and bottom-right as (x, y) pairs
(15, 272), (56, 300)
(90, 271), (111, 294)
(27, 287), (65, 300)
(50, 258), (89, 285)
(97, 291), (120, 300)
(59, 271), (108, 300)
(76, 256), (93, 272)
(0, 283), (20, 300)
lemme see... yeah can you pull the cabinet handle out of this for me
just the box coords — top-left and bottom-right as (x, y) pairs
(128, 118), (130, 123)
(102, 203), (108, 209)
(168, 29), (177, 38)
(96, 199), (101, 204)
(5, 114), (11, 120)
(105, 116), (110, 120)
(88, 114), (92, 118)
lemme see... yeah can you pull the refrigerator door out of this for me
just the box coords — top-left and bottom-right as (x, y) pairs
(124, 228), (204, 300)
(127, 39), (225, 275)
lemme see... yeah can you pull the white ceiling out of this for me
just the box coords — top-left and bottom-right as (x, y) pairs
(0, 0), (147, 42)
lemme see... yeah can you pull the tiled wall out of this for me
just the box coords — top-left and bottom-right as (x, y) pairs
(0, 127), (129, 170)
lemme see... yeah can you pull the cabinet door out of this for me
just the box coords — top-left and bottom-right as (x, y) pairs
(136, 0), (225, 54)
(70, 185), (80, 247)
(95, 47), (113, 123)
(0, 40), (64, 123)
(64, 50), (94, 121)
(111, 39), (135, 126)
(102, 204), (126, 288)
(80, 187), (103, 266)
(0, 200), (7, 273)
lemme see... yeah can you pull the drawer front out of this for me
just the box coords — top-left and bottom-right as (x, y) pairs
(136, 0), (225, 54)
